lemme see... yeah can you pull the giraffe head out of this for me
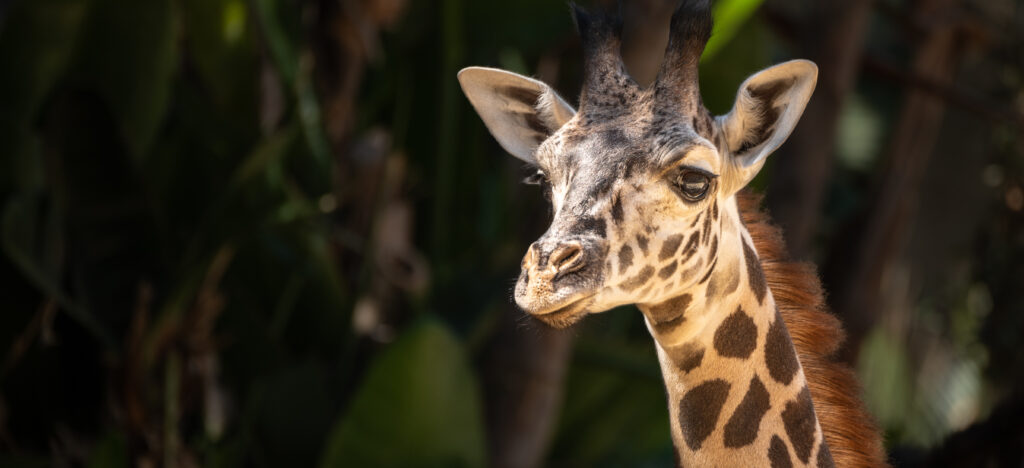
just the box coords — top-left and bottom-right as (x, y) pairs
(458, 1), (816, 328)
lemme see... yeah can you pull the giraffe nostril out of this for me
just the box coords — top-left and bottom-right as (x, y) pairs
(522, 243), (540, 270)
(549, 242), (585, 274)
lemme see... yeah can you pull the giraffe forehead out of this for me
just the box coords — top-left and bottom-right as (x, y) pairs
(542, 99), (717, 175)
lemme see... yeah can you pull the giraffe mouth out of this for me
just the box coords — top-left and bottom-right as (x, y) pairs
(528, 295), (596, 329)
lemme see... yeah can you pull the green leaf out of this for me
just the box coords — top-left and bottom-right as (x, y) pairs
(857, 326), (913, 432)
(87, 430), (130, 468)
(548, 336), (672, 466)
(703, 0), (764, 61)
(179, 0), (259, 119)
(1, 195), (116, 351)
(319, 319), (485, 468)
(73, 0), (178, 160)
(0, 0), (92, 192)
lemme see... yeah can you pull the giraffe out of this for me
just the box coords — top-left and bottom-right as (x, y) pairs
(458, 1), (887, 467)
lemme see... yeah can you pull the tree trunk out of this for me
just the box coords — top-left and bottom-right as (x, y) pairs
(828, 0), (966, 363)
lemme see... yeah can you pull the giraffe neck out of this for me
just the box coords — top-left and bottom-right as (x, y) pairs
(636, 198), (834, 467)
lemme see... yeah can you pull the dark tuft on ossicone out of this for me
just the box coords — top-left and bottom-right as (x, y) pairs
(569, 3), (638, 118)
(570, 2), (624, 55)
(666, 0), (713, 61)
(654, 0), (714, 112)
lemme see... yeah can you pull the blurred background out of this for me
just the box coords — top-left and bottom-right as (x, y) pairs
(1, 0), (1022, 466)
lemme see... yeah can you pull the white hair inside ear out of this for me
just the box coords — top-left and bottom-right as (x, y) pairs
(718, 59), (818, 192)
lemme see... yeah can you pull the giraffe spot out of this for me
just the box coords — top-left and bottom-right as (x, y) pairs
(653, 314), (685, 335)
(636, 234), (649, 255)
(742, 238), (767, 304)
(697, 255), (717, 285)
(765, 309), (799, 385)
(713, 306), (757, 359)
(723, 375), (771, 447)
(658, 261), (678, 279)
(712, 200), (719, 221)
(638, 284), (653, 298)
(678, 261), (700, 285)
(678, 379), (730, 451)
(705, 257), (738, 301)
(577, 216), (607, 238)
(648, 294), (691, 334)
(619, 266), (655, 292)
(701, 211), (712, 243)
(618, 245), (634, 275)
(676, 347), (704, 373)
(782, 386), (818, 464)
(679, 232), (700, 262)
(689, 212), (703, 228)
(611, 194), (624, 223)
(708, 234), (717, 259)
(659, 234), (685, 261)
(768, 435), (793, 468)
(817, 440), (835, 468)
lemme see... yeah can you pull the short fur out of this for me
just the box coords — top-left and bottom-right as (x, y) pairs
(737, 191), (889, 468)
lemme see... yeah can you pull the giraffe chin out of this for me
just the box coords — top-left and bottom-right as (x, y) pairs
(526, 296), (595, 329)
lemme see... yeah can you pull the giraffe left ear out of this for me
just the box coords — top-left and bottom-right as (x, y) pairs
(458, 67), (576, 164)
(719, 60), (818, 190)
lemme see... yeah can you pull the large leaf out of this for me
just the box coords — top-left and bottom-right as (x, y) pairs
(858, 326), (913, 435)
(703, 0), (765, 61)
(0, 0), (91, 193)
(179, 0), (258, 120)
(319, 319), (485, 468)
(72, 0), (178, 160)
(547, 332), (673, 466)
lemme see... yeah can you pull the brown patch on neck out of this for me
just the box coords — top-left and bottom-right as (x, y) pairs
(768, 434), (793, 468)
(663, 341), (705, 374)
(712, 306), (757, 359)
(723, 375), (771, 448)
(737, 190), (888, 468)
(678, 379), (730, 451)
(782, 386), (819, 464)
(648, 294), (692, 335)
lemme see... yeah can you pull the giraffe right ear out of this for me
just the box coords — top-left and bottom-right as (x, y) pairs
(719, 60), (818, 191)
(458, 67), (576, 164)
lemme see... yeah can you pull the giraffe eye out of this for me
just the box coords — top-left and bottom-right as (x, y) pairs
(523, 169), (547, 186)
(674, 170), (712, 201)
(524, 169), (553, 201)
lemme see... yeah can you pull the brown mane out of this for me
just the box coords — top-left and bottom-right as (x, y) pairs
(737, 190), (889, 468)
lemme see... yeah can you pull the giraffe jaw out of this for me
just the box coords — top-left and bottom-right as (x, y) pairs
(523, 294), (596, 329)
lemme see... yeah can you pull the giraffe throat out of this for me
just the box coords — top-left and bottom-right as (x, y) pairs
(636, 198), (834, 467)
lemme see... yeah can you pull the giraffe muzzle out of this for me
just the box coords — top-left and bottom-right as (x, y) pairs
(515, 237), (606, 319)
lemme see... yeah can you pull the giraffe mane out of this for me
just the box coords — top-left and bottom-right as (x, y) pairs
(737, 190), (889, 468)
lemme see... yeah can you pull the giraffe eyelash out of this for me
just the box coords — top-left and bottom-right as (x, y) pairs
(522, 168), (548, 186)
(670, 166), (718, 204)
(523, 168), (554, 202)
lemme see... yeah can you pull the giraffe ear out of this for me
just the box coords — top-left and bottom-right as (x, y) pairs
(719, 60), (818, 189)
(458, 67), (576, 164)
